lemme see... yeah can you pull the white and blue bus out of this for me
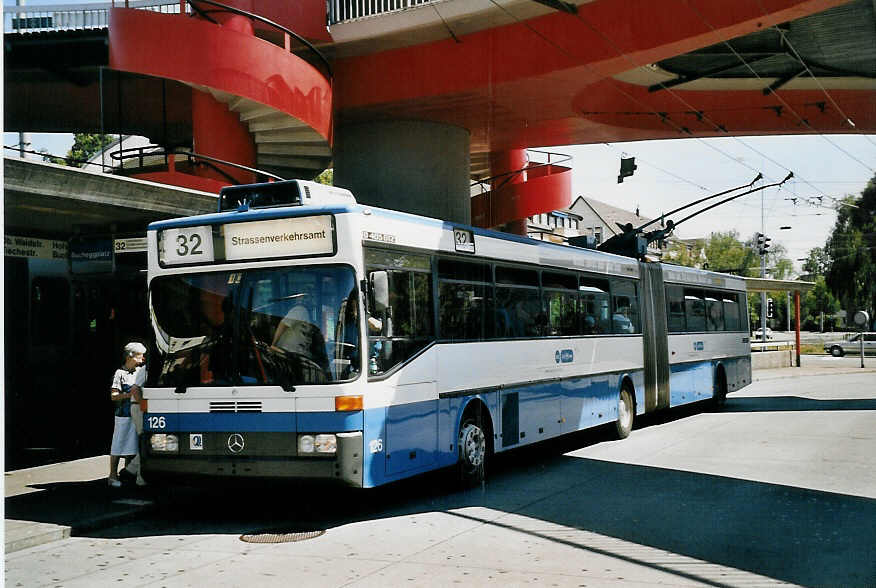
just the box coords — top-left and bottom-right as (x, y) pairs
(142, 180), (751, 487)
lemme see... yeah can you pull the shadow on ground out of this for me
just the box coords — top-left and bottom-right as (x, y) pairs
(723, 395), (876, 412)
(7, 399), (876, 587)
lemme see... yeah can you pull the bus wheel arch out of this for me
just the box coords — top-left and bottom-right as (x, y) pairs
(615, 377), (635, 439)
(456, 398), (493, 486)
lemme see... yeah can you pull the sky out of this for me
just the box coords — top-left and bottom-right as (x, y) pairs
(6, 132), (876, 274)
(540, 134), (876, 272)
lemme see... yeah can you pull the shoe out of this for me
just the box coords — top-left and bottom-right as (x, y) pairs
(136, 477), (147, 487)
(108, 478), (122, 488)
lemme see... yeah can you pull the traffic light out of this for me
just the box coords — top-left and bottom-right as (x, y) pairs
(617, 157), (637, 183)
(767, 298), (774, 318)
(756, 233), (771, 255)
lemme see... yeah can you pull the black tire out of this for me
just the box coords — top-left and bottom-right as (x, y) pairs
(830, 346), (844, 357)
(712, 370), (728, 410)
(614, 385), (634, 439)
(457, 412), (489, 486)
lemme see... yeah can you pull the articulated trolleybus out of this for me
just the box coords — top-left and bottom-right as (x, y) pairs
(142, 180), (751, 488)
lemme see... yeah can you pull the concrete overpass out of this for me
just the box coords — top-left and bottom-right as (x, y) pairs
(5, 0), (875, 230)
(4, 157), (217, 236)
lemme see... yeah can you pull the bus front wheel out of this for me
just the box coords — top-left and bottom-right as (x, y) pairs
(615, 385), (634, 439)
(458, 416), (488, 486)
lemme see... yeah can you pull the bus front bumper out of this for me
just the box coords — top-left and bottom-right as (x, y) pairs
(142, 431), (363, 487)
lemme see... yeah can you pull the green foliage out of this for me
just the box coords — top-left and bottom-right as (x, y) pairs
(663, 239), (703, 267)
(66, 133), (114, 168)
(665, 230), (791, 279)
(314, 168), (333, 185)
(38, 148), (66, 166)
(793, 276), (840, 331)
(704, 230), (760, 276)
(824, 175), (876, 324)
(802, 246), (830, 277)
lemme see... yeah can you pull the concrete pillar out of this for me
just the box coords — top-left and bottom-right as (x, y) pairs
(334, 121), (470, 224)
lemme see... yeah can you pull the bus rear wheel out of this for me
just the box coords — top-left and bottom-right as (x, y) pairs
(458, 416), (488, 486)
(615, 385), (634, 439)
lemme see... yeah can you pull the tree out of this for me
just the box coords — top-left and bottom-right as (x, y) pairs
(315, 168), (333, 185)
(38, 148), (66, 166)
(66, 133), (114, 168)
(799, 275), (841, 331)
(663, 238), (703, 267)
(703, 231), (759, 275)
(824, 175), (876, 326)
(802, 246), (830, 278)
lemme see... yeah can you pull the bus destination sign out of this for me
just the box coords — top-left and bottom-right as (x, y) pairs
(223, 216), (334, 261)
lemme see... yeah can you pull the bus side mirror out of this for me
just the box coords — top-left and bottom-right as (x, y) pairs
(370, 270), (389, 313)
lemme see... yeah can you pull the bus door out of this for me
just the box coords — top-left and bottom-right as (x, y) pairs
(639, 262), (670, 411)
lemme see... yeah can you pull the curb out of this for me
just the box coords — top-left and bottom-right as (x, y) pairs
(753, 367), (876, 381)
(5, 521), (71, 554)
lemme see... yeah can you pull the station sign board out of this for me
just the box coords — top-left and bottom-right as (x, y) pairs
(4, 235), (67, 260)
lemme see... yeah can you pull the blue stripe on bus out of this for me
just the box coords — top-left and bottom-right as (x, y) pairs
(298, 411), (364, 432)
(145, 370), (646, 488)
(358, 370), (644, 488)
(669, 360), (714, 406)
(144, 411), (363, 433)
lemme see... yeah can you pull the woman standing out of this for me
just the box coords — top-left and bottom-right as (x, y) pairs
(108, 342), (146, 487)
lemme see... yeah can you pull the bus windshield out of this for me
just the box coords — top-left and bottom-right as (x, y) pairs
(150, 265), (360, 388)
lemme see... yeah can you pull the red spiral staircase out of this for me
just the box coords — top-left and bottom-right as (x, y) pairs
(471, 150), (573, 231)
(106, 0), (334, 192)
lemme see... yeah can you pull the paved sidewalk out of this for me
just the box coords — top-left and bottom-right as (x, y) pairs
(5, 357), (875, 555)
(5, 456), (155, 553)
(752, 355), (876, 381)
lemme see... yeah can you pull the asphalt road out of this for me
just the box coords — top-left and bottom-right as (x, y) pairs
(6, 370), (876, 587)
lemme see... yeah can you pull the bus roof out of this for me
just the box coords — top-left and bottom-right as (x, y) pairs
(148, 197), (746, 287)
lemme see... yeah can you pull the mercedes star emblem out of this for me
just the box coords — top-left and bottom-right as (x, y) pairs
(227, 433), (245, 453)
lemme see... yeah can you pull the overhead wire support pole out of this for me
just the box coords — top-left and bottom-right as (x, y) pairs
(761, 181), (767, 345)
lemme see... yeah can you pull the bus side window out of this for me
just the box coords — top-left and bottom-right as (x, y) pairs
(705, 293), (724, 331)
(495, 265), (540, 338)
(610, 279), (639, 334)
(437, 258), (492, 342)
(365, 253), (434, 376)
(579, 276), (611, 334)
(684, 289), (706, 332)
(542, 271), (577, 336)
(666, 285), (685, 332)
(723, 294), (740, 331)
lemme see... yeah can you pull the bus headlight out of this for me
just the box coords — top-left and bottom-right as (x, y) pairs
(298, 435), (314, 454)
(298, 434), (337, 455)
(314, 434), (337, 454)
(150, 433), (179, 453)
